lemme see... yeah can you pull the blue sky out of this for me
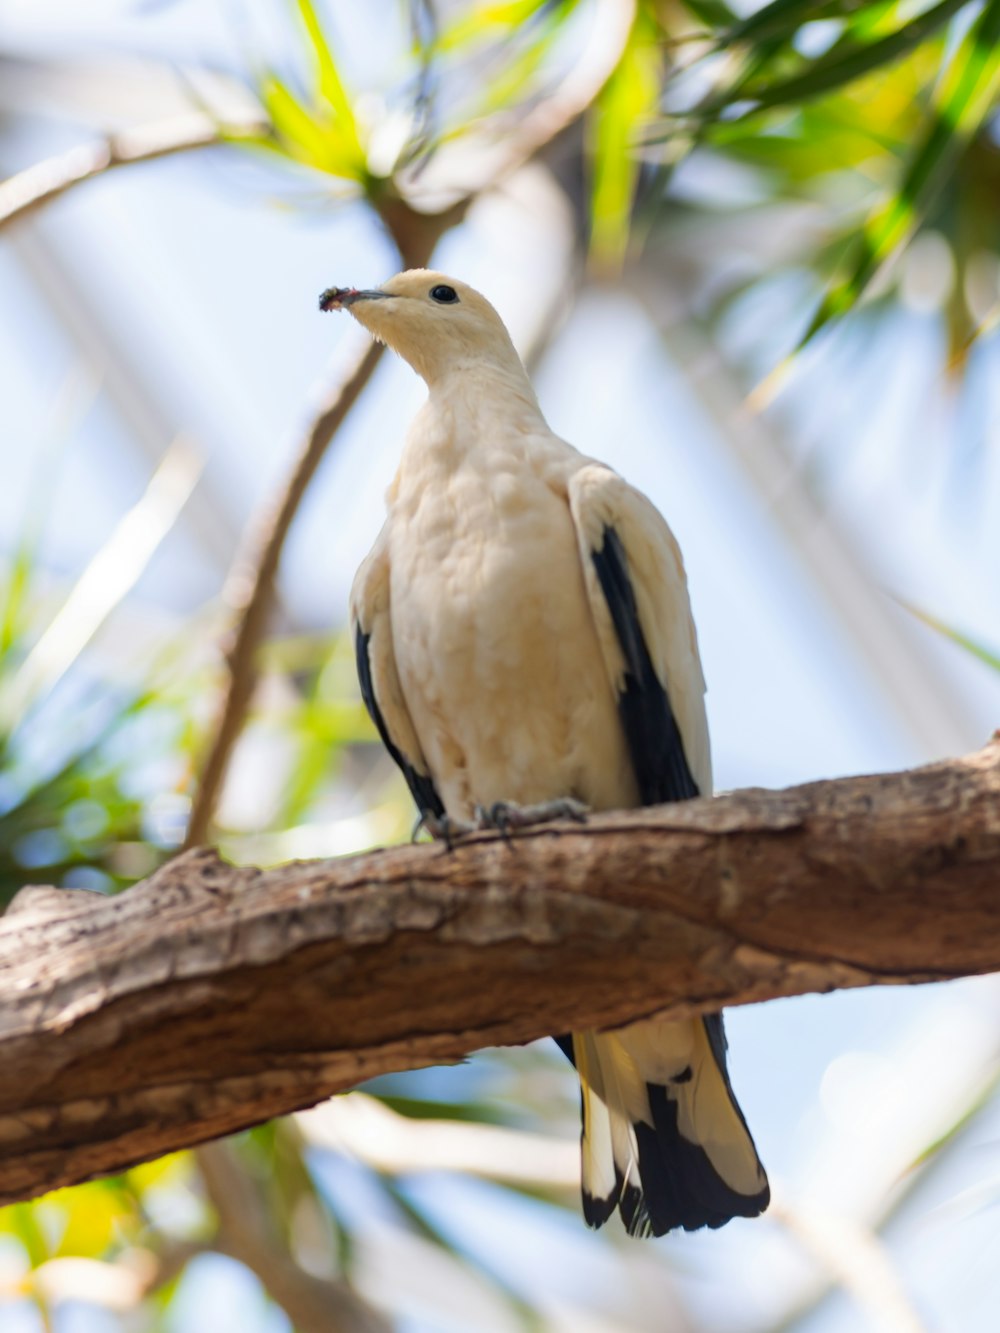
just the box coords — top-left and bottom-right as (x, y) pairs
(3, 2), (1000, 1330)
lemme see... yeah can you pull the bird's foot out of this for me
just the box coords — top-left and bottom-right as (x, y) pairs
(474, 798), (589, 838)
(414, 811), (476, 849)
(414, 800), (588, 848)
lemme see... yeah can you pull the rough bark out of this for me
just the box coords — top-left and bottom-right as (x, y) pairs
(2, 738), (999, 1206)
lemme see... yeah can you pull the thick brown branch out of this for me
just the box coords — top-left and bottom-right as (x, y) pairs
(3, 738), (1000, 1206)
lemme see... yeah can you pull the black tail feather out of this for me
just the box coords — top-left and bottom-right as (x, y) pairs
(569, 1020), (769, 1237)
(582, 1174), (621, 1229)
(631, 1083), (769, 1235)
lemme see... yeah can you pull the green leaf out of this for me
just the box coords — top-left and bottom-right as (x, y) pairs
(1, 543), (35, 666)
(706, 97), (901, 178)
(0, 438), (201, 737)
(692, 33), (789, 124)
(375, 1094), (511, 1125)
(703, 0), (968, 119)
(293, 0), (363, 164)
(899, 602), (1000, 673)
(806, 0), (1000, 340)
(590, 10), (662, 269)
(0, 368), (98, 669)
(126, 1152), (194, 1193)
(434, 0), (552, 55)
(720, 0), (861, 49)
(5, 1203), (51, 1268)
(48, 1181), (135, 1258)
(679, 0), (738, 29)
(260, 73), (362, 177)
(460, 0), (582, 122)
(474, 24), (555, 116)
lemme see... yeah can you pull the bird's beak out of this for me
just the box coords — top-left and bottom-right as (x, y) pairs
(318, 287), (391, 313)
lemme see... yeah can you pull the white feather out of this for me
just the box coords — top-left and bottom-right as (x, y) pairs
(345, 269), (767, 1232)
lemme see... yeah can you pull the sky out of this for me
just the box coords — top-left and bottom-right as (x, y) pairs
(3, 2), (1000, 1331)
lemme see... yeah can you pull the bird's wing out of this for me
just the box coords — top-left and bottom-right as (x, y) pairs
(567, 463), (711, 802)
(350, 525), (445, 823)
(565, 464), (768, 1236)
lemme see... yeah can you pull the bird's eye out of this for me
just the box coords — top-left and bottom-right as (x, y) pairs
(430, 284), (459, 304)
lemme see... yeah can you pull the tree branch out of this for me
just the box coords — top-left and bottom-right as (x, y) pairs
(0, 6), (633, 857)
(3, 738), (1000, 1206)
(183, 338), (384, 847)
(0, 113), (264, 232)
(194, 1141), (390, 1333)
(181, 191), (472, 852)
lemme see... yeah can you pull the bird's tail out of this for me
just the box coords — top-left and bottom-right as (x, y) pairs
(564, 1015), (769, 1236)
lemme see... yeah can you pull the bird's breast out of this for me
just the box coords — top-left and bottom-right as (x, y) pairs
(388, 453), (637, 818)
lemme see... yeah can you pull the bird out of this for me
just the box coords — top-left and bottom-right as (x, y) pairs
(321, 269), (770, 1237)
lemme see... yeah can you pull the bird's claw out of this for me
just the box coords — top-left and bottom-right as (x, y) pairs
(474, 798), (589, 837)
(414, 800), (588, 848)
(414, 811), (476, 849)
(474, 803), (514, 844)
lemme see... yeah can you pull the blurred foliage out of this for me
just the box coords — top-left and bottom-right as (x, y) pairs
(648, 0), (1000, 358)
(0, 526), (398, 903)
(3, 0), (1000, 1330)
(213, 0), (1000, 366)
(0, 1155), (203, 1327)
(0, 458), (197, 904)
(0, 466), (583, 1329)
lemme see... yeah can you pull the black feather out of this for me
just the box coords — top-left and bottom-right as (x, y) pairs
(582, 1178), (621, 1229)
(553, 1034), (576, 1065)
(355, 626), (445, 823)
(632, 1079), (769, 1236)
(588, 525), (768, 1235)
(616, 1175), (649, 1238)
(591, 526), (699, 805)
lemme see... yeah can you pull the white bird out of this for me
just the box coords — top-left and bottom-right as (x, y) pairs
(322, 270), (769, 1236)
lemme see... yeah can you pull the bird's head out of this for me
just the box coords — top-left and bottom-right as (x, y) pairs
(319, 270), (526, 387)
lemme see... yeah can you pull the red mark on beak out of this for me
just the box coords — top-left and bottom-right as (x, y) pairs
(318, 286), (359, 312)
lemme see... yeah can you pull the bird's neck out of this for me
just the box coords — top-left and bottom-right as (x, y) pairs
(394, 363), (548, 487)
(427, 359), (546, 429)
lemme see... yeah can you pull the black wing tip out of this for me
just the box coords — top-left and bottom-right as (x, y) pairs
(660, 1179), (770, 1234)
(590, 524), (700, 806)
(619, 1177), (652, 1238)
(354, 626), (445, 822)
(582, 1188), (619, 1230)
(629, 1131), (770, 1235)
(626, 1083), (769, 1237)
(585, 1168), (644, 1233)
(553, 1033), (577, 1066)
(583, 1164), (767, 1238)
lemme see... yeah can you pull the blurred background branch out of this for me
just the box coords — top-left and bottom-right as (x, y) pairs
(183, 338), (385, 849)
(3, 0), (1000, 1329)
(195, 1141), (391, 1333)
(0, 112), (266, 232)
